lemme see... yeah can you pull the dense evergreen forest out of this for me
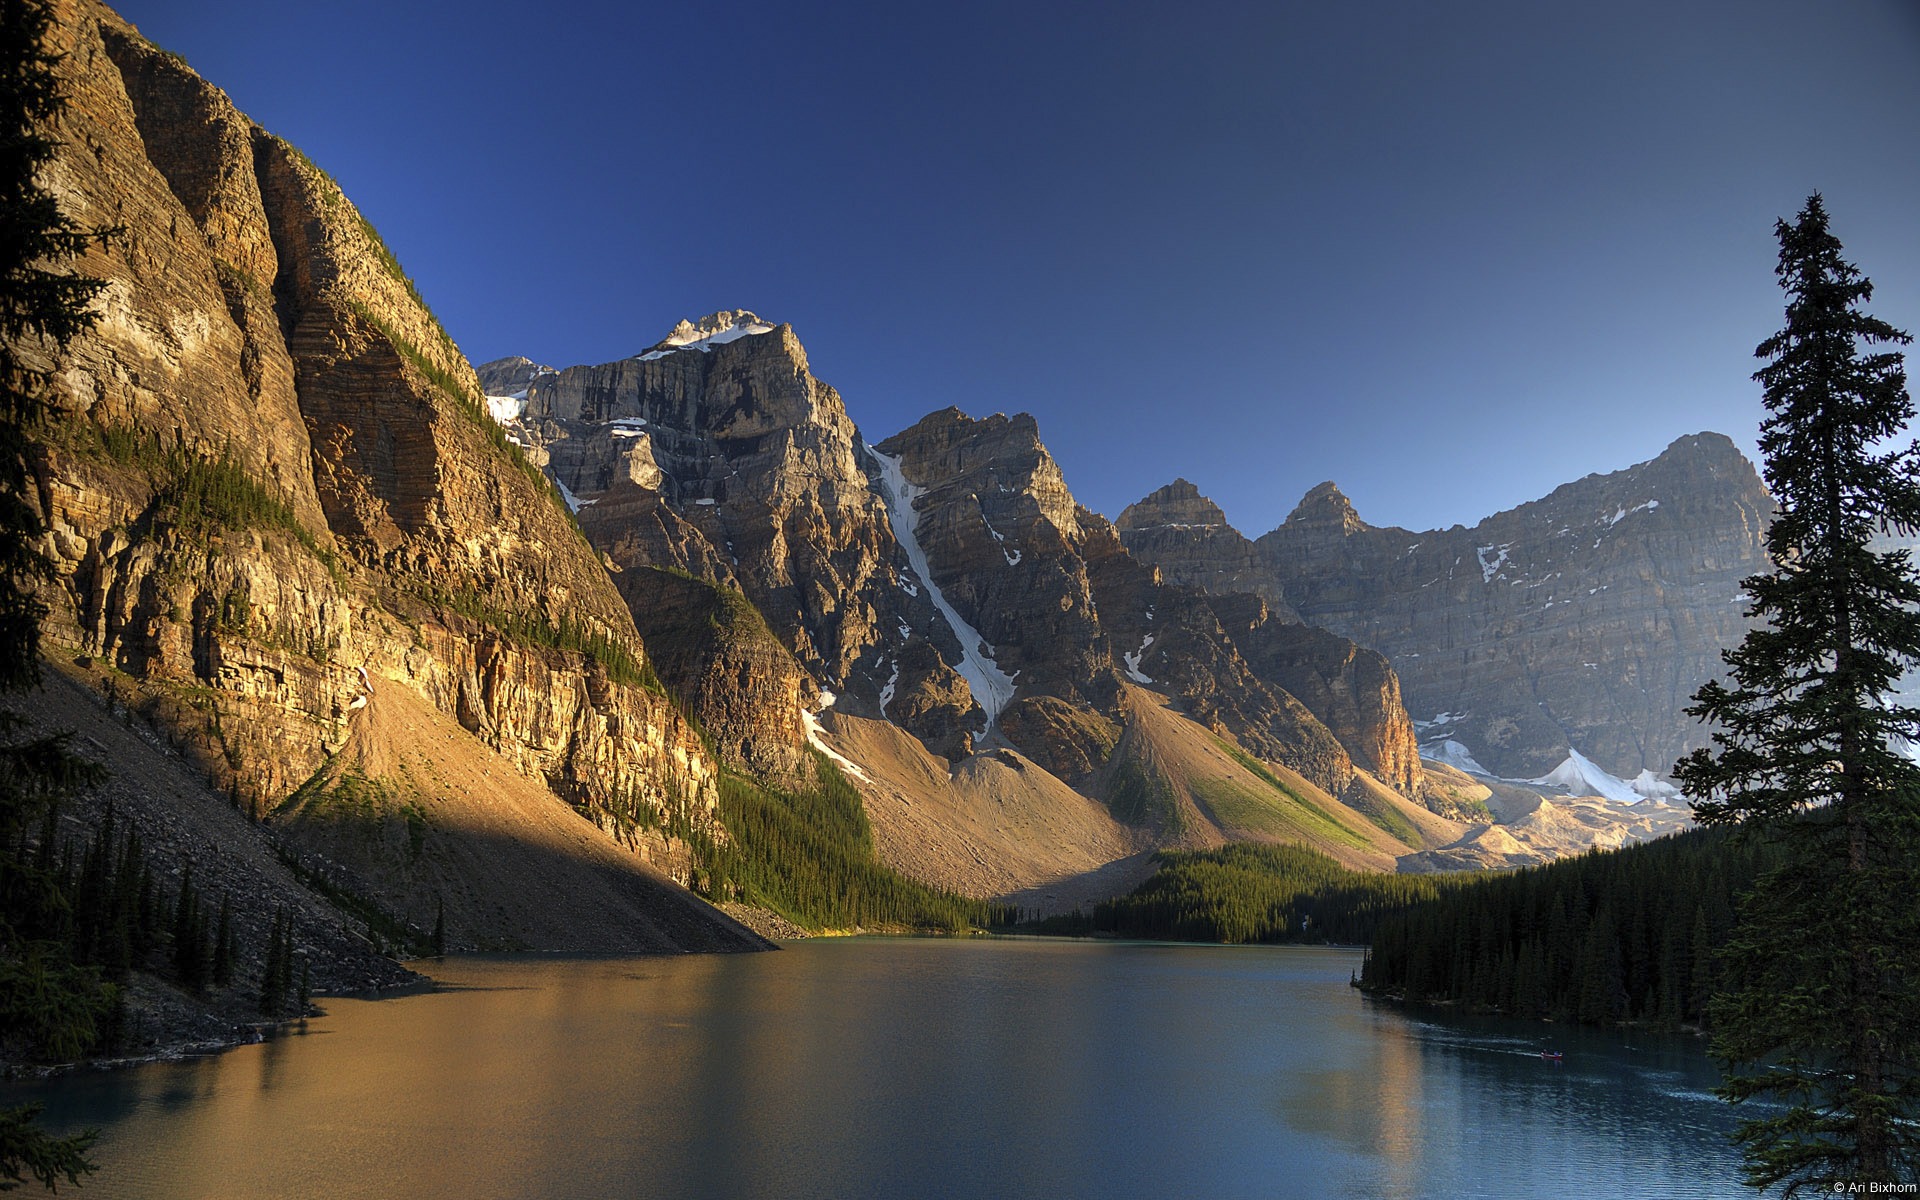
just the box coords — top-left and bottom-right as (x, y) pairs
(1358, 827), (1778, 1028)
(1027, 843), (1467, 944)
(689, 753), (1013, 933)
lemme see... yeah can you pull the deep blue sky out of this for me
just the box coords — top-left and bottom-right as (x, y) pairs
(114, 1), (1920, 532)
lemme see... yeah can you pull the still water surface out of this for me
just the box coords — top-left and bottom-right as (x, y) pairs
(8, 939), (1743, 1198)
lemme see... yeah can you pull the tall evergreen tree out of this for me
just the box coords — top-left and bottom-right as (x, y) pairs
(0, 0), (114, 1190)
(211, 893), (234, 989)
(1676, 193), (1920, 1193)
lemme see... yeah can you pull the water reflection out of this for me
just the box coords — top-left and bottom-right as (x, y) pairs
(1, 940), (1745, 1199)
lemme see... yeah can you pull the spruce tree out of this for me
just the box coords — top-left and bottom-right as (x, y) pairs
(1676, 193), (1920, 1192)
(0, 0), (114, 1189)
(259, 910), (282, 1016)
(211, 894), (233, 989)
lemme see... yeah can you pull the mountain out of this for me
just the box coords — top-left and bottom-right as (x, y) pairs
(494, 319), (1454, 886)
(26, 1), (762, 956)
(1120, 434), (1772, 781)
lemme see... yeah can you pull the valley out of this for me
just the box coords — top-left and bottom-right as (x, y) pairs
(7, 0), (1764, 1068)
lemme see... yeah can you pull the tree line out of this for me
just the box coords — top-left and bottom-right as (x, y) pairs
(1359, 196), (1920, 1191)
(1356, 827), (1775, 1027)
(1025, 842), (1468, 944)
(689, 752), (1016, 933)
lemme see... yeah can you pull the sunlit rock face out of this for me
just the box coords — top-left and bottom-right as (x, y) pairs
(29, 1), (752, 950)
(1124, 434), (1773, 780)
(510, 313), (971, 773)
(868, 408), (1415, 804)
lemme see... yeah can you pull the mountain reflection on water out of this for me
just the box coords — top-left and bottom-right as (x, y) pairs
(3, 939), (1743, 1199)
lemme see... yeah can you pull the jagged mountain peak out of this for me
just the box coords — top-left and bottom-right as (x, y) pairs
(640, 310), (778, 358)
(478, 353), (546, 374)
(879, 407), (1080, 540)
(1659, 430), (1744, 462)
(1122, 433), (1771, 782)
(1117, 478), (1228, 532)
(476, 355), (555, 401)
(1285, 481), (1369, 534)
(893, 406), (1043, 448)
(1502, 429), (1764, 539)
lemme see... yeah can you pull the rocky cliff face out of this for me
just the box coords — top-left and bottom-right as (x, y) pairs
(502, 311), (970, 773)
(476, 355), (555, 400)
(1116, 480), (1296, 618)
(871, 408), (1422, 803)
(1123, 434), (1771, 780)
(503, 325), (1433, 856)
(1206, 593), (1423, 798)
(26, 0), (754, 953)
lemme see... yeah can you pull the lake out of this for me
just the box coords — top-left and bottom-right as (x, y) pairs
(5, 938), (1745, 1198)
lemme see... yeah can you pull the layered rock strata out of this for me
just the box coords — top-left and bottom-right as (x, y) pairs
(27, 1), (753, 952)
(871, 409), (1421, 803)
(514, 312), (971, 769)
(1116, 479), (1296, 617)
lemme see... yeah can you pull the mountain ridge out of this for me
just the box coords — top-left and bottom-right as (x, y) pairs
(1123, 431), (1771, 781)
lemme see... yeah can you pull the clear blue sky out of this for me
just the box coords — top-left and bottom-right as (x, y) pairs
(113, 0), (1920, 533)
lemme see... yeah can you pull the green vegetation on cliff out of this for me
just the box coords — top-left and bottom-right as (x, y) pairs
(1104, 754), (1182, 832)
(66, 422), (336, 571)
(1212, 740), (1375, 852)
(343, 299), (575, 517)
(414, 584), (658, 693)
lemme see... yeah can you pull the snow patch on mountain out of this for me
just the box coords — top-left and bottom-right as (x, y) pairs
(1425, 739), (1490, 775)
(800, 703), (872, 782)
(635, 312), (776, 361)
(1123, 634), (1156, 684)
(1477, 544), (1511, 583)
(870, 446), (1018, 733)
(1628, 769), (1684, 802)
(1427, 730), (1686, 807)
(981, 512), (1022, 565)
(555, 477), (590, 513)
(1529, 747), (1644, 804)
(1607, 499), (1661, 527)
